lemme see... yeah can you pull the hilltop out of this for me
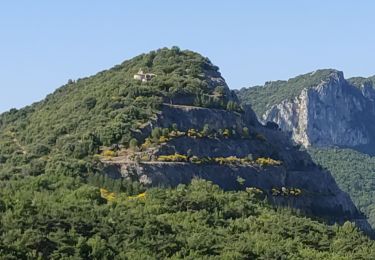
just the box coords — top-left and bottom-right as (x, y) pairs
(0, 47), (238, 180)
(1, 49), (374, 258)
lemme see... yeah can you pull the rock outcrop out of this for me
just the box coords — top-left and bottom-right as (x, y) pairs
(103, 101), (370, 230)
(239, 70), (375, 150)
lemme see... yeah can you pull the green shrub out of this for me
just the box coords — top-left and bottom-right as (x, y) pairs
(256, 157), (282, 166)
(157, 153), (188, 162)
(129, 138), (138, 150)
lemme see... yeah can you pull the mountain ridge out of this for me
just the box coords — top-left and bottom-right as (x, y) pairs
(237, 69), (375, 150)
(237, 68), (375, 227)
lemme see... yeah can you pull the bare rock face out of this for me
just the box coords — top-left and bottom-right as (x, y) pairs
(103, 102), (370, 231)
(262, 70), (375, 148)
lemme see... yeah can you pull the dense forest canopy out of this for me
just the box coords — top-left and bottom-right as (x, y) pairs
(309, 148), (375, 227)
(1, 177), (375, 259)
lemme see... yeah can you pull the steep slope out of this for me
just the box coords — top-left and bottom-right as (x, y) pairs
(237, 69), (375, 150)
(0, 47), (237, 180)
(0, 49), (371, 240)
(237, 69), (375, 226)
(102, 102), (367, 225)
(309, 147), (375, 227)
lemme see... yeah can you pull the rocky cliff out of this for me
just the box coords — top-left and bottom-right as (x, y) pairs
(103, 98), (370, 230)
(238, 69), (375, 150)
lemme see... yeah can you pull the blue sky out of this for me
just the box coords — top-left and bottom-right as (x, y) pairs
(1, 1), (375, 113)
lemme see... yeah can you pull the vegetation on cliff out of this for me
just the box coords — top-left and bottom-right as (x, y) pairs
(237, 69), (375, 231)
(348, 76), (375, 88)
(237, 69), (341, 116)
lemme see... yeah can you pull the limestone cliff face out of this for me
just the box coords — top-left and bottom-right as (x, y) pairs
(262, 71), (375, 148)
(103, 103), (370, 229)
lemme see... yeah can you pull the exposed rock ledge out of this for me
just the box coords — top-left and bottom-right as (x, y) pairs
(103, 103), (372, 232)
(262, 71), (375, 148)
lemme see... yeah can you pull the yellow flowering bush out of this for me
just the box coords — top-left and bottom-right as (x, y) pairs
(157, 153), (188, 162)
(128, 192), (146, 200)
(222, 129), (231, 138)
(141, 138), (153, 150)
(255, 157), (282, 166)
(158, 136), (169, 143)
(100, 188), (116, 202)
(102, 150), (117, 157)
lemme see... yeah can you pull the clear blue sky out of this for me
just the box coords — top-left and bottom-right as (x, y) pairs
(1, 1), (375, 113)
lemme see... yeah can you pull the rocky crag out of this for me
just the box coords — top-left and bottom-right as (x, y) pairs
(238, 69), (375, 152)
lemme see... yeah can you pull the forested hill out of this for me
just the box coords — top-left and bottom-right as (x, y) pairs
(2, 49), (375, 258)
(0, 47), (236, 179)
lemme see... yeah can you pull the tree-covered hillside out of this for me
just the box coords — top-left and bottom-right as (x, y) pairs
(309, 148), (375, 227)
(2, 49), (375, 259)
(237, 69), (341, 116)
(1, 177), (375, 259)
(348, 76), (375, 88)
(0, 47), (235, 181)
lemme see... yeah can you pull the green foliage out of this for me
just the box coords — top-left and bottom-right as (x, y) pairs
(151, 127), (162, 140)
(309, 148), (375, 227)
(83, 97), (97, 110)
(194, 93), (227, 110)
(226, 100), (241, 112)
(1, 178), (374, 259)
(87, 173), (145, 195)
(0, 47), (228, 180)
(347, 76), (375, 89)
(242, 126), (249, 138)
(129, 138), (138, 150)
(272, 187), (302, 196)
(201, 124), (211, 136)
(157, 153), (188, 162)
(237, 69), (341, 116)
(236, 176), (245, 186)
(155, 154), (281, 167)
(140, 125), (255, 151)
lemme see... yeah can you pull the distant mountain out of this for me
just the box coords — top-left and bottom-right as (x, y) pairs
(1, 50), (374, 257)
(237, 69), (375, 150)
(237, 69), (375, 226)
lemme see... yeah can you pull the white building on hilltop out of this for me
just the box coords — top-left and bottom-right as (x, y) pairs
(133, 69), (156, 82)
